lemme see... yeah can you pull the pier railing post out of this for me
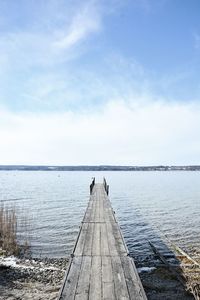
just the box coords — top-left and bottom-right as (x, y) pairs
(103, 177), (109, 195)
(90, 177), (95, 194)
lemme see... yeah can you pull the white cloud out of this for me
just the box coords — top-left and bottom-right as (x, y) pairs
(0, 100), (200, 165)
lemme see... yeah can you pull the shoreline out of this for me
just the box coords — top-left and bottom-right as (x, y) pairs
(0, 254), (194, 300)
(0, 256), (68, 300)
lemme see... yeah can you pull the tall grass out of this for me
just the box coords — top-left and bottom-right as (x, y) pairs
(0, 203), (29, 256)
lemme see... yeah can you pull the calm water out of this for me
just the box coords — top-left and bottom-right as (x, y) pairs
(0, 171), (200, 258)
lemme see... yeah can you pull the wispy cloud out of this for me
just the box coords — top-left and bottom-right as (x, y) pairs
(4, 50), (195, 112)
(54, 1), (102, 50)
(0, 0), (104, 71)
(0, 0), (193, 112)
(0, 0), (110, 110)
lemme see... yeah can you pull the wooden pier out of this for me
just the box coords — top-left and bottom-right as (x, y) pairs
(58, 179), (147, 300)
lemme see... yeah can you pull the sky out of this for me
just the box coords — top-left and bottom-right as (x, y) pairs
(0, 0), (200, 165)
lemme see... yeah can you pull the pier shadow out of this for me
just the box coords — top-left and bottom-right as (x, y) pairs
(112, 208), (195, 299)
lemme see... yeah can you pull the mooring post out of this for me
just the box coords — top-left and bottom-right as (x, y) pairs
(106, 184), (109, 195)
(90, 177), (95, 194)
(103, 177), (109, 195)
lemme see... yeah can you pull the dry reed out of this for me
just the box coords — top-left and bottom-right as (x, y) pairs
(0, 203), (21, 255)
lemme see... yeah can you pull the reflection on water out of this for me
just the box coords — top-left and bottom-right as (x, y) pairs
(0, 171), (199, 258)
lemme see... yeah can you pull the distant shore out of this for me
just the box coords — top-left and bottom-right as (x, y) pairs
(0, 165), (200, 171)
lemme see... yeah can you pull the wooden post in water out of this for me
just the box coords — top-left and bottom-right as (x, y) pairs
(103, 177), (109, 195)
(58, 179), (147, 300)
(90, 177), (95, 194)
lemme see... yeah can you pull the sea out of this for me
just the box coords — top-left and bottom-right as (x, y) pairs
(0, 171), (199, 259)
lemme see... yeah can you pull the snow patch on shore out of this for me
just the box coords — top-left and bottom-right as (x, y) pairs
(0, 256), (19, 268)
(0, 256), (61, 271)
(137, 266), (156, 273)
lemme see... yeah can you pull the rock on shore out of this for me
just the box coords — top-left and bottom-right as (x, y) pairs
(0, 256), (69, 300)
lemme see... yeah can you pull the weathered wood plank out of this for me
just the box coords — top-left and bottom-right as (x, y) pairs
(111, 222), (127, 255)
(82, 199), (93, 222)
(95, 190), (100, 222)
(90, 191), (97, 222)
(121, 256), (147, 300)
(89, 256), (102, 300)
(102, 256), (113, 283)
(99, 189), (105, 222)
(92, 222), (101, 255)
(101, 223), (110, 256)
(60, 257), (82, 300)
(103, 198), (116, 223)
(106, 221), (128, 256)
(102, 256), (115, 300)
(74, 256), (92, 300)
(83, 189), (97, 223)
(111, 256), (130, 300)
(106, 221), (118, 256)
(74, 223), (88, 256)
(83, 223), (94, 256)
(103, 282), (115, 300)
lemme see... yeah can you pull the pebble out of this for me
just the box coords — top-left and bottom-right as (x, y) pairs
(0, 256), (69, 300)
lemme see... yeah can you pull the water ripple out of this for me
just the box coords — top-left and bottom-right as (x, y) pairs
(0, 171), (200, 258)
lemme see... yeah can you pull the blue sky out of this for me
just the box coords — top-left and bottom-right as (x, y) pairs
(0, 0), (200, 165)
